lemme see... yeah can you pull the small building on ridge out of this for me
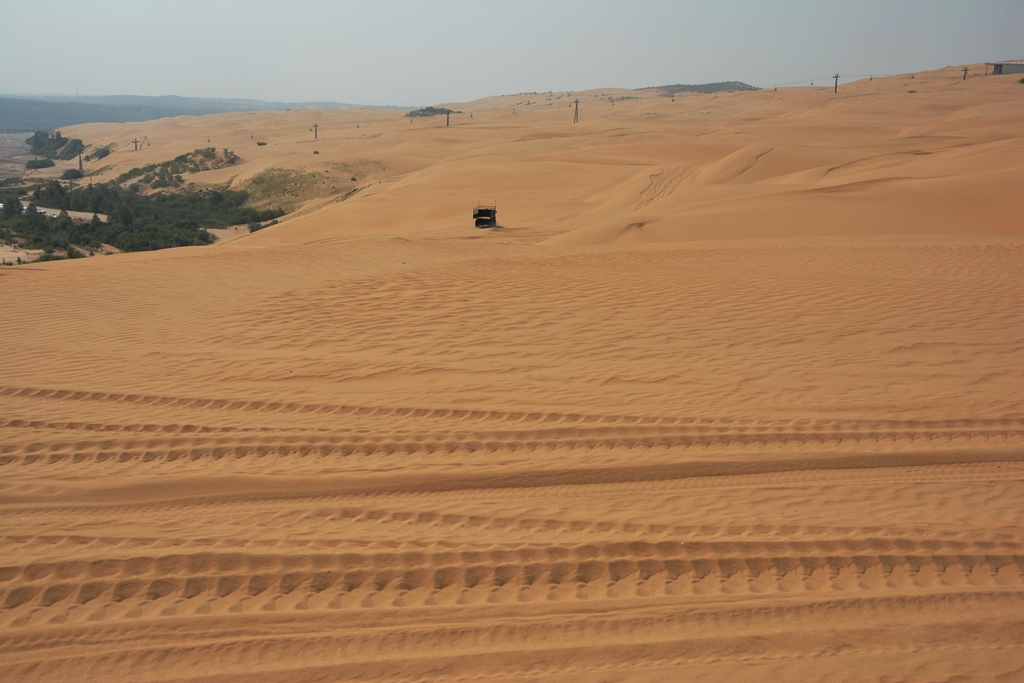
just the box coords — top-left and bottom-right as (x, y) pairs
(985, 60), (1024, 75)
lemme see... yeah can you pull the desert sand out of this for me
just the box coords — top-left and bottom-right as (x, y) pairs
(1, 65), (1023, 682)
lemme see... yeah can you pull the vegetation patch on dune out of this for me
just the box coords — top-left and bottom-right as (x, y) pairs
(241, 159), (387, 210)
(331, 158), (388, 180)
(116, 147), (239, 189)
(240, 169), (323, 211)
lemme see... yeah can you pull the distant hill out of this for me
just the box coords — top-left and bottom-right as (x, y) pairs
(645, 81), (760, 96)
(0, 94), (408, 132)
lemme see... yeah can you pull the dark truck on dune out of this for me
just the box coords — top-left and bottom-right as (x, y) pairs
(473, 204), (497, 228)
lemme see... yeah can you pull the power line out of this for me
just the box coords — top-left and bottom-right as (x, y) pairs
(769, 72), (901, 88)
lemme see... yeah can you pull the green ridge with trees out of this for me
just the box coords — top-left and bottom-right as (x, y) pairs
(406, 106), (455, 117)
(650, 81), (760, 96)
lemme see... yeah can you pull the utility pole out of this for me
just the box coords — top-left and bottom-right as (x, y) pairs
(573, 99), (579, 123)
(132, 138), (140, 151)
(833, 74), (840, 93)
(446, 112), (450, 127)
(79, 151), (83, 171)
(312, 123), (318, 139)
(962, 66), (969, 81)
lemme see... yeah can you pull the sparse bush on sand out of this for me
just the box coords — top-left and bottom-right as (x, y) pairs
(86, 145), (112, 161)
(249, 218), (277, 233)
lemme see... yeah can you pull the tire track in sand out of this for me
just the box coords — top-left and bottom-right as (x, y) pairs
(3, 536), (1022, 629)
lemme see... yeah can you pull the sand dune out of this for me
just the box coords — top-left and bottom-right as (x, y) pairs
(2, 66), (1023, 681)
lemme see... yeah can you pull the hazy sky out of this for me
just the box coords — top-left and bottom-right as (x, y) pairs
(3, 1), (1021, 105)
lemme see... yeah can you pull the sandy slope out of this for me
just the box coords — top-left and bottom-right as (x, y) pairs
(1, 66), (1023, 682)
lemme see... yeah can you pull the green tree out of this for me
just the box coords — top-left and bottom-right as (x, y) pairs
(114, 202), (136, 227)
(2, 195), (21, 218)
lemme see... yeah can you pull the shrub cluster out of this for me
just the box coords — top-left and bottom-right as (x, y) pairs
(25, 158), (55, 169)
